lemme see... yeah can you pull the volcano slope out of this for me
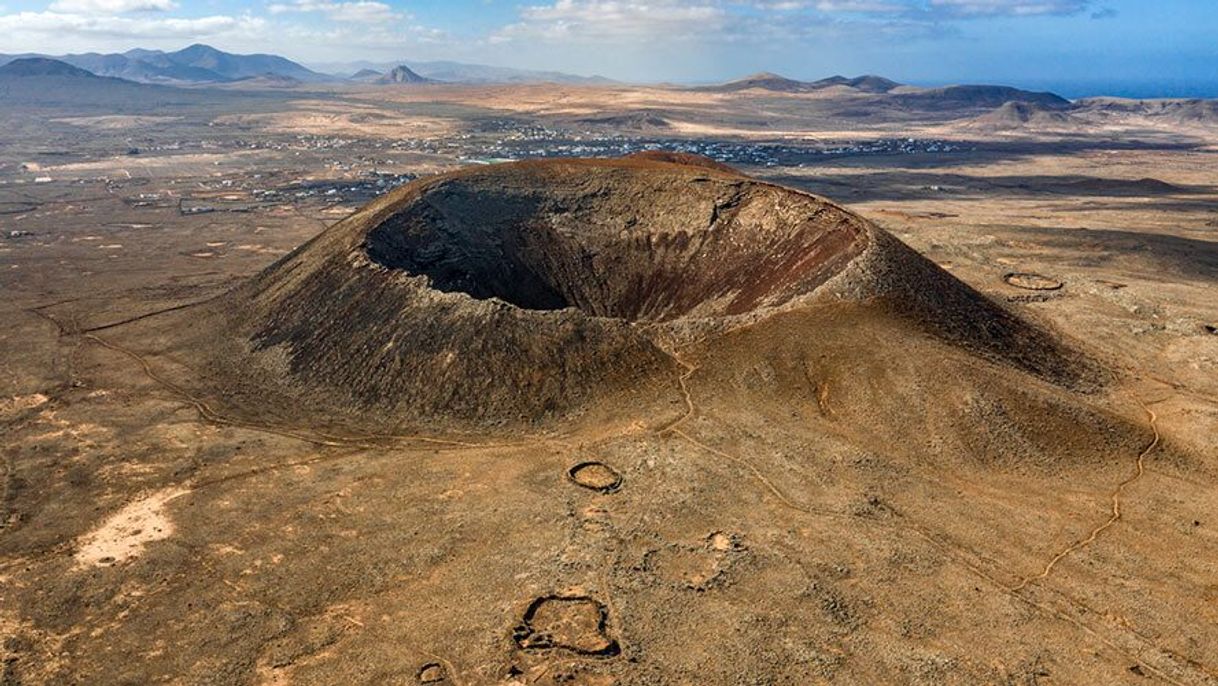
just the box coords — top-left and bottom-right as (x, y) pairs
(167, 152), (1090, 433)
(6, 155), (1217, 685)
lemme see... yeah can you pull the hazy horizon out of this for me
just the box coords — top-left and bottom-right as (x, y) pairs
(4, 46), (1217, 100)
(1, 0), (1215, 98)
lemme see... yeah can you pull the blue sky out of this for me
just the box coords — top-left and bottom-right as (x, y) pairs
(1, 0), (1215, 94)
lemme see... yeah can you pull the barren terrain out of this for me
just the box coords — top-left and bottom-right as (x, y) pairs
(2, 79), (1217, 686)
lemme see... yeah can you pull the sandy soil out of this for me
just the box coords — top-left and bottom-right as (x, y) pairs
(1, 83), (1216, 685)
(74, 487), (189, 568)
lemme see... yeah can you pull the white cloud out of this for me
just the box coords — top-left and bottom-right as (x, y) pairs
(0, 2), (446, 63)
(492, 0), (733, 44)
(267, 0), (401, 24)
(814, 0), (906, 11)
(0, 11), (263, 44)
(280, 21), (447, 52)
(927, 0), (1091, 16)
(48, 0), (177, 12)
(487, 0), (949, 47)
(777, 0), (1095, 17)
(487, 0), (1085, 49)
(521, 0), (725, 28)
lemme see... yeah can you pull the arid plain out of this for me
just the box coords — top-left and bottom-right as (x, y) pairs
(2, 76), (1218, 685)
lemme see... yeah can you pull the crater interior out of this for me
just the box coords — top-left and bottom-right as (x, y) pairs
(364, 161), (866, 322)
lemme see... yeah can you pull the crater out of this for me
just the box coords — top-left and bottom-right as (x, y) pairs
(364, 157), (865, 322)
(185, 154), (1094, 427)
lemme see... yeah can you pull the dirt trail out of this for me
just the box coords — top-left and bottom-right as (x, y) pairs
(23, 298), (514, 451)
(1010, 394), (1160, 592)
(82, 332), (516, 451)
(81, 298), (217, 334)
(659, 343), (1208, 685)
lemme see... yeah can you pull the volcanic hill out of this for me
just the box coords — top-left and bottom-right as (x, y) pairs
(964, 100), (1083, 131)
(162, 153), (1096, 436)
(377, 65), (435, 85)
(892, 85), (1071, 112)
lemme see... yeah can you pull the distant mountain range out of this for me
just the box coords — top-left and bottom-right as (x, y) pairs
(698, 72), (1070, 109)
(320, 59), (617, 85)
(1, 45), (1214, 100)
(1074, 97), (1218, 125)
(0, 57), (97, 79)
(0, 45), (617, 86)
(698, 72), (902, 94)
(0, 44), (326, 84)
(0, 56), (249, 109)
(5, 51), (1214, 133)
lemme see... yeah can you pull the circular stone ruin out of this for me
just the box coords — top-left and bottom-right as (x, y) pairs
(1004, 272), (1064, 291)
(416, 663), (446, 684)
(513, 595), (619, 657)
(567, 461), (624, 493)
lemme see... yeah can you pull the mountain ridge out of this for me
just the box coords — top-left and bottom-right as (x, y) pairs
(0, 44), (326, 84)
(0, 57), (100, 79)
(315, 58), (617, 85)
(696, 72), (902, 94)
(0, 56), (270, 109)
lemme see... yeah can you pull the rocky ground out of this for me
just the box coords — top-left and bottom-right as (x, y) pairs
(2, 90), (1217, 685)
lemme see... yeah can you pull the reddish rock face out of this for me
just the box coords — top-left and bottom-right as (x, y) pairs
(363, 156), (866, 322)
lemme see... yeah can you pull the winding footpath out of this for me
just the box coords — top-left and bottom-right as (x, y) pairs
(1010, 395), (1160, 592)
